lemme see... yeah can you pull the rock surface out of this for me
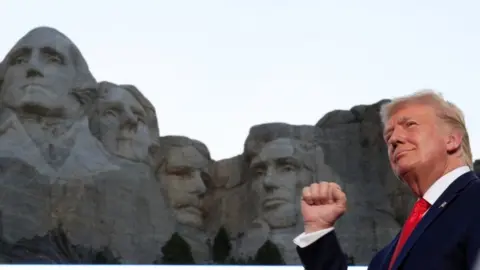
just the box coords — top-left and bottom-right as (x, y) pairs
(0, 26), (475, 265)
(314, 100), (415, 263)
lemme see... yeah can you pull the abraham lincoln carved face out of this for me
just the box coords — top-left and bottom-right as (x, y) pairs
(249, 138), (314, 229)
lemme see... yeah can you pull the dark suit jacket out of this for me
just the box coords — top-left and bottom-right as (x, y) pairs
(297, 171), (480, 270)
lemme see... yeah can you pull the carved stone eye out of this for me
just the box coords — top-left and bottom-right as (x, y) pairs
(281, 164), (296, 172)
(168, 166), (191, 177)
(253, 167), (266, 177)
(11, 56), (27, 65)
(104, 109), (118, 117)
(135, 113), (145, 123)
(47, 54), (62, 63)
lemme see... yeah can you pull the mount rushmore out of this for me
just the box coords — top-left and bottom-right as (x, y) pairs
(0, 26), (476, 265)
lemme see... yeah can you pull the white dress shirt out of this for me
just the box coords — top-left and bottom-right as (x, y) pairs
(293, 166), (471, 248)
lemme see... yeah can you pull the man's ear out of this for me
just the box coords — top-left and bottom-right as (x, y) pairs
(446, 129), (463, 153)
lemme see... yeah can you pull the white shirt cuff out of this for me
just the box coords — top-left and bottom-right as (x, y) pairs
(293, 227), (335, 248)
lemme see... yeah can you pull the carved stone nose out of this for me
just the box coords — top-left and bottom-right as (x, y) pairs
(26, 68), (43, 78)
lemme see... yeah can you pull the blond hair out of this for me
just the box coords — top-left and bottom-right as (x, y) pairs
(379, 89), (472, 168)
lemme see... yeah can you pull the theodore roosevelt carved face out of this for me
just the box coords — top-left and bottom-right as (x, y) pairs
(152, 136), (212, 229)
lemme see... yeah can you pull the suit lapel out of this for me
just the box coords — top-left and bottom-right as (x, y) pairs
(390, 171), (478, 270)
(380, 235), (399, 270)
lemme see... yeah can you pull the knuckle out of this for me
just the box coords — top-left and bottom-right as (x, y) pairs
(310, 183), (320, 189)
(329, 182), (340, 189)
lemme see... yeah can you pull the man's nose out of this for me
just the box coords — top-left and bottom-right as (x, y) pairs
(263, 169), (280, 190)
(25, 67), (43, 78)
(388, 129), (406, 152)
(25, 56), (44, 78)
(121, 109), (138, 129)
(189, 171), (207, 195)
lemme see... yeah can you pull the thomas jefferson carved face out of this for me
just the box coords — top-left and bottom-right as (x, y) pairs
(157, 145), (211, 229)
(250, 138), (311, 229)
(1, 28), (80, 117)
(96, 86), (151, 162)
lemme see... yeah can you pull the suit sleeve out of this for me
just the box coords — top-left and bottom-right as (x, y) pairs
(466, 207), (480, 269)
(296, 230), (348, 270)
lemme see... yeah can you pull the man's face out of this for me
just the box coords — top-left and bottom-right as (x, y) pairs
(1, 29), (79, 116)
(384, 103), (448, 180)
(158, 145), (210, 229)
(250, 138), (310, 228)
(97, 87), (151, 162)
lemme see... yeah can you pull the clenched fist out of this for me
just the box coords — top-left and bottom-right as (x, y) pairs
(301, 182), (347, 233)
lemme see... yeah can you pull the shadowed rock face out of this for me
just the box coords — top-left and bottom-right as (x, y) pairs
(150, 135), (213, 263)
(0, 27), (170, 264)
(0, 26), (469, 265)
(90, 81), (159, 164)
(0, 27), (96, 118)
(474, 160), (480, 175)
(222, 123), (332, 264)
(314, 100), (415, 264)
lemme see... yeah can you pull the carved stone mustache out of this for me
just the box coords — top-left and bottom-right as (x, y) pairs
(261, 188), (292, 204)
(172, 196), (203, 211)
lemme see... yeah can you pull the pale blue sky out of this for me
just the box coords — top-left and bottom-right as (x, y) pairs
(1, 0), (479, 160)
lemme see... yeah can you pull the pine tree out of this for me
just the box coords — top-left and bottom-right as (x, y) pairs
(253, 240), (285, 265)
(159, 233), (195, 264)
(212, 226), (231, 264)
(226, 256), (255, 264)
(345, 253), (355, 265)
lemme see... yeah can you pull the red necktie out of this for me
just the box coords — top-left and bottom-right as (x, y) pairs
(389, 198), (430, 269)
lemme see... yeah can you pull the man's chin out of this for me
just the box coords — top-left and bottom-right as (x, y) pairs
(394, 163), (417, 182)
(175, 211), (203, 228)
(16, 101), (65, 117)
(115, 142), (149, 162)
(263, 204), (297, 228)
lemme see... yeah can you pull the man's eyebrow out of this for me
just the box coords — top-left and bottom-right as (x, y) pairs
(41, 46), (66, 62)
(397, 116), (411, 124)
(131, 106), (145, 116)
(8, 47), (31, 62)
(41, 46), (61, 54)
(250, 159), (266, 169)
(383, 116), (413, 137)
(276, 157), (299, 166)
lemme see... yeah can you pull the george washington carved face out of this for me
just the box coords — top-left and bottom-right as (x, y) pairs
(250, 138), (313, 229)
(0, 28), (86, 117)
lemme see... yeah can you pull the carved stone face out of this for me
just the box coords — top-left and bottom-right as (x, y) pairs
(158, 145), (210, 228)
(250, 138), (311, 229)
(96, 86), (151, 162)
(1, 28), (80, 116)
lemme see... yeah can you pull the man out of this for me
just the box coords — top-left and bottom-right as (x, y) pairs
(236, 123), (325, 264)
(0, 26), (96, 119)
(150, 135), (213, 263)
(295, 90), (480, 270)
(248, 136), (316, 230)
(90, 81), (159, 164)
(0, 26), (116, 177)
(151, 135), (212, 229)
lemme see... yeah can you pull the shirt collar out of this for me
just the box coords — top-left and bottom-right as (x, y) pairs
(423, 165), (471, 205)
